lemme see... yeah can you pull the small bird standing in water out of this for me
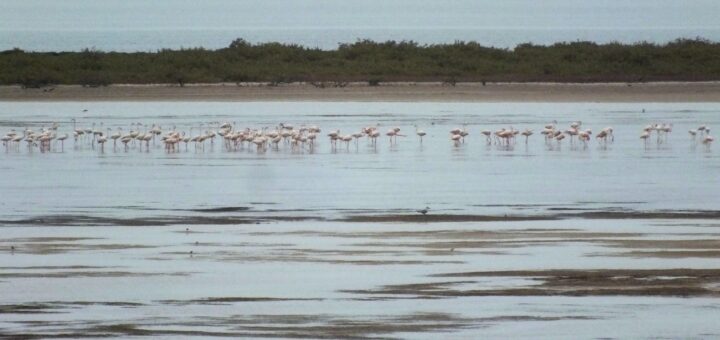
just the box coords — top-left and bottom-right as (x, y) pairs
(417, 206), (430, 215)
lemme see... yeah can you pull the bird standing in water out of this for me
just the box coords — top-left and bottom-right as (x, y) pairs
(417, 206), (430, 215)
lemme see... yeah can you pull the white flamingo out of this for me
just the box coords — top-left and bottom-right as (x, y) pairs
(97, 135), (108, 152)
(415, 125), (426, 144)
(640, 130), (650, 146)
(56, 133), (68, 151)
(702, 135), (714, 146)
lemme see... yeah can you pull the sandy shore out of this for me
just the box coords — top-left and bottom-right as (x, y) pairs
(2, 81), (720, 102)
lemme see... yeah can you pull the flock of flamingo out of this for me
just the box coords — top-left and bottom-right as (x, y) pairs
(0, 119), (715, 154)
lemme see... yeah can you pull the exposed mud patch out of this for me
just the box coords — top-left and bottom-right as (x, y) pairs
(343, 269), (720, 298)
(0, 242), (155, 255)
(0, 312), (594, 339)
(0, 266), (108, 270)
(337, 209), (720, 223)
(0, 214), (317, 227)
(0, 271), (190, 279)
(0, 301), (143, 315)
(188, 207), (252, 213)
(612, 250), (720, 258)
(4, 209), (720, 227)
(158, 297), (322, 305)
(0, 303), (65, 314)
(337, 214), (555, 223)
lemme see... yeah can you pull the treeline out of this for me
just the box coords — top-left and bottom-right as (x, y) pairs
(2, 38), (720, 87)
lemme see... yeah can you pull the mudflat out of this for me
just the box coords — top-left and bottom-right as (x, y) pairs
(3, 81), (720, 102)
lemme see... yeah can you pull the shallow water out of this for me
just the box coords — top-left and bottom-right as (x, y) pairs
(2, 0), (720, 51)
(0, 102), (718, 218)
(1, 101), (720, 338)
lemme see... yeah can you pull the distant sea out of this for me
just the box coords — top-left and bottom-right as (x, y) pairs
(2, 0), (720, 52)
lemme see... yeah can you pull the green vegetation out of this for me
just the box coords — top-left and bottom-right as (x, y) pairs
(2, 38), (720, 87)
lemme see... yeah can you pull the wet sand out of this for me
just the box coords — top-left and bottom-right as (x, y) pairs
(3, 212), (720, 338)
(3, 81), (720, 102)
(3, 208), (718, 227)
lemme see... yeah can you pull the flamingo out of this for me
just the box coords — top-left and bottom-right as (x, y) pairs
(111, 128), (122, 149)
(84, 124), (94, 144)
(150, 125), (162, 145)
(386, 129), (397, 144)
(521, 129), (533, 144)
(352, 132), (364, 148)
(121, 136), (132, 151)
(307, 132), (317, 148)
(596, 130), (609, 144)
(493, 128), (506, 144)
(498, 129), (514, 146)
(164, 135), (179, 152)
(12, 133), (24, 151)
(392, 127), (405, 143)
(327, 130), (339, 148)
(341, 135), (353, 150)
(38, 133), (53, 152)
(56, 134), (68, 151)
(541, 128), (554, 142)
(601, 127), (614, 142)
(564, 128), (579, 143)
(252, 136), (266, 152)
(640, 131), (650, 146)
(458, 124), (469, 143)
(97, 135), (108, 152)
(4, 120), (713, 156)
(415, 126), (426, 144)
(182, 133), (191, 151)
(1, 135), (11, 150)
(661, 123), (672, 134)
(481, 130), (492, 144)
(578, 130), (591, 146)
(24, 134), (35, 152)
(368, 129), (380, 146)
(450, 133), (462, 146)
(142, 133), (152, 151)
(92, 123), (104, 144)
(271, 135), (282, 150)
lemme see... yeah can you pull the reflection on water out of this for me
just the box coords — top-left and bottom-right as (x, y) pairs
(1, 101), (719, 338)
(1, 102), (717, 218)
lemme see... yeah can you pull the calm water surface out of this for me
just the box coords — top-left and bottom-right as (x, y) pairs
(2, 0), (720, 51)
(0, 101), (717, 219)
(1, 101), (719, 338)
